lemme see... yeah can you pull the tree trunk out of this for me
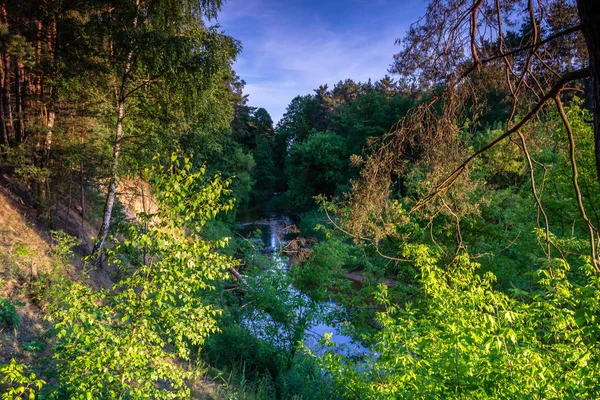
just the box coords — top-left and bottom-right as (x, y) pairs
(80, 125), (85, 229)
(0, 0), (11, 144)
(44, 109), (54, 159)
(0, 70), (6, 149)
(0, 30), (6, 149)
(2, 51), (14, 143)
(92, 0), (139, 258)
(34, 19), (42, 101)
(91, 81), (128, 257)
(14, 60), (24, 143)
(577, 0), (600, 183)
(43, 17), (57, 162)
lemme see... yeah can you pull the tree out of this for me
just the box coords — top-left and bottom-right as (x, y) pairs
(577, 0), (600, 180)
(92, 0), (239, 257)
(330, 87), (415, 158)
(285, 131), (347, 209)
(228, 103), (278, 206)
(276, 95), (319, 146)
(350, 0), (600, 269)
(248, 108), (277, 203)
(253, 107), (274, 137)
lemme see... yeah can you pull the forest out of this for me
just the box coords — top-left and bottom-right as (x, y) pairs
(0, 0), (600, 398)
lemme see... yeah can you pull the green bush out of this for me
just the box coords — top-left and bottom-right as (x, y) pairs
(293, 239), (349, 298)
(50, 156), (238, 398)
(321, 249), (600, 399)
(0, 359), (45, 399)
(203, 324), (334, 399)
(204, 324), (284, 381)
(0, 297), (21, 330)
(298, 210), (328, 241)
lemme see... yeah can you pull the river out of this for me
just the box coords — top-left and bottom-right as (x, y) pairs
(236, 216), (370, 358)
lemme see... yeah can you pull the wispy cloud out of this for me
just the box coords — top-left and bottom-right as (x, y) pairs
(218, 0), (425, 123)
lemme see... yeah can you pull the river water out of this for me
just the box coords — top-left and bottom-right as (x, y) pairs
(237, 216), (370, 358)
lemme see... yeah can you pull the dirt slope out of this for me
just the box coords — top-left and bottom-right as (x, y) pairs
(0, 186), (52, 364)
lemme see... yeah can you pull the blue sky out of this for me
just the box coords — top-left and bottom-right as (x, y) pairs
(216, 0), (426, 124)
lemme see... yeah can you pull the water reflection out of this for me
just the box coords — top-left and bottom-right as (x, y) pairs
(237, 217), (370, 358)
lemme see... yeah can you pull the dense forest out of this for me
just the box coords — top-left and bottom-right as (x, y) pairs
(1, 0), (600, 398)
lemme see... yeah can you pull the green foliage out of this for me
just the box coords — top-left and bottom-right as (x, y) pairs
(49, 155), (237, 398)
(228, 104), (278, 210)
(273, 78), (416, 212)
(276, 352), (337, 400)
(286, 131), (348, 209)
(3, 1), (597, 397)
(0, 359), (45, 400)
(25, 231), (80, 308)
(4, 147), (51, 193)
(49, 231), (80, 271)
(297, 210), (329, 240)
(293, 239), (349, 298)
(204, 323), (284, 384)
(276, 95), (320, 146)
(14, 165), (51, 191)
(321, 250), (600, 399)
(0, 298), (21, 331)
(204, 240), (335, 399)
(12, 245), (32, 259)
(251, 137), (277, 203)
(204, 305), (333, 399)
(309, 101), (600, 399)
(330, 90), (415, 157)
(188, 133), (255, 214)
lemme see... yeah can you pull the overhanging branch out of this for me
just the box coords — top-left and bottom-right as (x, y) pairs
(412, 67), (591, 212)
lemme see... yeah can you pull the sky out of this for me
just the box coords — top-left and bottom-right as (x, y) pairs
(216, 0), (426, 124)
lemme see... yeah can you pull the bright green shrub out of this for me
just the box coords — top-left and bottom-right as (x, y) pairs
(0, 359), (45, 400)
(49, 155), (238, 398)
(293, 239), (349, 298)
(321, 247), (600, 399)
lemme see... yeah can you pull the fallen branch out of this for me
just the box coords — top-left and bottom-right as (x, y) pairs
(229, 267), (247, 285)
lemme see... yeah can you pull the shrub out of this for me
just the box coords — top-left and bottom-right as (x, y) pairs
(0, 297), (21, 330)
(0, 359), (45, 400)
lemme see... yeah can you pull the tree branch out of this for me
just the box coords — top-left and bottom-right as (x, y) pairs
(412, 67), (591, 212)
(555, 95), (599, 272)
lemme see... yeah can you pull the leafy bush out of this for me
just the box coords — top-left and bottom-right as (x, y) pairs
(0, 359), (45, 400)
(204, 324), (284, 382)
(49, 231), (80, 269)
(293, 239), (349, 298)
(297, 210), (328, 241)
(49, 155), (238, 398)
(204, 324), (334, 400)
(0, 297), (21, 330)
(321, 249), (600, 399)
